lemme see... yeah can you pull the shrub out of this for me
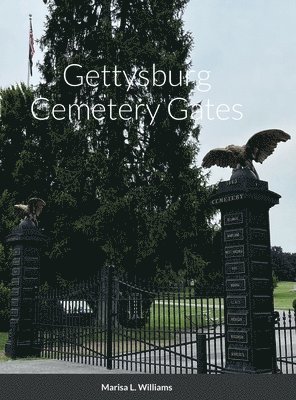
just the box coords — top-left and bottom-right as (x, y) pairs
(292, 299), (296, 311)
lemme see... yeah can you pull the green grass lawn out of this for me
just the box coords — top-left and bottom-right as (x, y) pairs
(274, 281), (296, 310)
(0, 332), (8, 361)
(149, 301), (223, 331)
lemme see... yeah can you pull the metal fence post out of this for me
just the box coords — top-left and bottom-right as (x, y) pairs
(106, 266), (114, 370)
(272, 311), (281, 374)
(197, 333), (207, 374)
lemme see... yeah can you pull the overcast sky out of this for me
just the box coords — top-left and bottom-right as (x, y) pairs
(0, 1), (295, 252)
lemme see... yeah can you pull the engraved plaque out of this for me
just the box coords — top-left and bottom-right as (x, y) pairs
(252, 279), (270, 293)
(253, 313), (271, 328)
(250, 262), (268, 277)
(224, 213), (243, 226)
(13, 248), (21, 256)
(252, 296), (271, 311)
(224, 229), (244, 242)
(11, 278), (20, 286)
(228, 331), (248, 344)
(250, 245), (269, 260)
(24, 268), (39, 278)
(11, 288), (20, 297)
(226, 279), (246, 291)
(254, 331), (273, 348)
(250, 229), (269, 244)
(11, 299), (19, 307)
(12, 258), (21, 266)
(24, 257), (39, 268)
(24, 248), (38, 257)
(23, 277), (38, 286)
(225, 245), (244, 258)
(227, 313), (248, 326)
(12, 267), (21, 277)
(11, 309), (19, 317)
(22, 288), (34, 296)
(225, 262), (245, 275)
(249, 212), (268, 227)
(228, 348), (249, 361)
(227, 296), (247, 308)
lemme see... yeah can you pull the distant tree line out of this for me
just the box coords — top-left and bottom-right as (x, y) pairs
(272, 246), (296, 282)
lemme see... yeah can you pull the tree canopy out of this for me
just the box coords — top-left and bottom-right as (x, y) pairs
(272, 246), (296, 282)
(0, 0), (215, 284)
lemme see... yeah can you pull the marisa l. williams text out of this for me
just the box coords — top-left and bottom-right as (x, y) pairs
(101, 383), (173, 392)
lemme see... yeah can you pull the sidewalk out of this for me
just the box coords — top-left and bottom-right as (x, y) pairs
(0, 359), (142, 374)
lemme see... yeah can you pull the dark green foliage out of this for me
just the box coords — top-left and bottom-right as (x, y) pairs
(272, 246), (296, 282)
(0, 1), (215, 284)
(0, 83), (53, 282)
(0, 83), (55, 281)
(292, 299), (296, 311)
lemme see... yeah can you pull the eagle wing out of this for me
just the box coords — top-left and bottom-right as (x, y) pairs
(14, 204), (29, 215)
(245, 129), (290, 164)
(202, 148), (238, 168)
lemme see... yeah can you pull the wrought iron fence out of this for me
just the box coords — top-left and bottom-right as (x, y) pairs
(34, 267), (225, 373)
(33, 268), (296, 374)
(275, 310), (296, 374)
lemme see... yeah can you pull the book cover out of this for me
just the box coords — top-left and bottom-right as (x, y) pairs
(0, 0), (295, 398)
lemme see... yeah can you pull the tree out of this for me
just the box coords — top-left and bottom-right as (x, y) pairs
(35, 0), (215, 280)
(0, 1), (214, 284)
(271, 246), (296, 282)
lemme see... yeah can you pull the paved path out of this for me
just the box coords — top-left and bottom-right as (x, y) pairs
(0, 359), (141, 374)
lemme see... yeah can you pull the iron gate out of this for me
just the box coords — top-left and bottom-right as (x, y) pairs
(34, 267), (225, 373)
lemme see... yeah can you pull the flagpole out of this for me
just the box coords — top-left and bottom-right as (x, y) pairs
(27, 60), (30, 87)
(27, 14), (32, 87)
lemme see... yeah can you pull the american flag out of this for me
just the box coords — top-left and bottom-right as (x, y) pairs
(29, 16), (35, 76)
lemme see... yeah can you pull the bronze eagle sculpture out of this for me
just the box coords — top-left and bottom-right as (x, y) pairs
(14, 198), (46, 227)
(202, 129), (291, 179)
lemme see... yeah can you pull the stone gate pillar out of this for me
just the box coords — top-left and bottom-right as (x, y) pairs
(5, 219), (47, 358)
(211, 171), (280, 373)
